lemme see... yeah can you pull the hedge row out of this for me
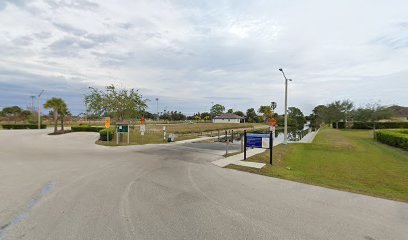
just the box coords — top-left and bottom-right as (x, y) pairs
(2, 124), (47, 129)
(352, 121), (408, 129)
(71, 125), (104, 132)
(375, 130), (408, 150)
(99, 128), (115, 141)
(331, 122), (346, 129)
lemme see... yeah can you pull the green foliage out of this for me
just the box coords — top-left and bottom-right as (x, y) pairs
(258, 105), (272, 121)
(271, 102), (277, 111)
(352, 121), (408, 129)
(210, 104), (225, 116)
(332, 122), (345, 129)
(375, 130), (408, 150)
(2, 124), (46, 129)
(288, 107), (306, 130)
(161, 111), (187, 121)
(2, 106), (24, 123)
(85, 85), (147, 121)
(227, 108), (234, 113)
(71, 125), (104, 132)
(233, 111), (244, 117)
(99, 128), (115, 141)
(353, 103), (393, 122)
(246, 108), (261, 123)
(2, 106), (22, 115)
(44, 97), (68, 133)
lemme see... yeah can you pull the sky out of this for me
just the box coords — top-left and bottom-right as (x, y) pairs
(0, 0), (407, 116)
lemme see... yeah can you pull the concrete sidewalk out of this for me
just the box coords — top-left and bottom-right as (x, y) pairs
(212, 129), (320, 169)
(291, 129), (320, 143)
(212, 148), (266, 167)
(173, 135), (226, 144)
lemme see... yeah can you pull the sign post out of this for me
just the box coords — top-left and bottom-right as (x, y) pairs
(105, 117), (110, 143)
(163, 126), (166, 142)
(116, 123), (130, 145)
(140, 124), (145, 144)
(140, 116), (146, 144)
(244, 131), (273, 165)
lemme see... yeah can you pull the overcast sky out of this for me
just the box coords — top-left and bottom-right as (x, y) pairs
(0, 0), (407, 116)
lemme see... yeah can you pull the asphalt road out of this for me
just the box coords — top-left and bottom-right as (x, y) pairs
(0, 130), (407, 240)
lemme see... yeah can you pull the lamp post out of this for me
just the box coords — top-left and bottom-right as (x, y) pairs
(30, 96), (35, 112)
(278, 69), (292, 144)
(211, 101), (214, 123)
(155, 98), (159, 121)
(37, 90), (44, 129)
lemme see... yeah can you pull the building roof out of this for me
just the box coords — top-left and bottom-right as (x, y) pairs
(213, 113), (244, 119)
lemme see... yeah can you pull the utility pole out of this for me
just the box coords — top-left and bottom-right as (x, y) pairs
(30, 96), (35, 112)
(37, 90), (44, 129)
(155, 98), (159, 121)
(211, 101), (214, 123)
(279, 69), (292, 144)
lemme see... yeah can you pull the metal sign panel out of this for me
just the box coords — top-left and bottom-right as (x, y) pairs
(246, 133), (270, 149)
(117, 124), (129, 133)
(105, 117), (110, 128)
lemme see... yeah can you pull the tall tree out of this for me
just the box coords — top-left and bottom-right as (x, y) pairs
(246, 108), (259, 123)
(85, 85), (147, 122)
(227, 108), (234, 113)
(2, 106), (22, 123)
(271, 102), (277, 113)
(258, 105), (273, 121)
(353, 103), (393, 127)
(233, 111), (244, 117)
(288, 107), (306, 130)
(211, 104), (225, 116)
(59, 103), (70, 131)
(44, 98), (66, 133)
(309, 104), (328, 128)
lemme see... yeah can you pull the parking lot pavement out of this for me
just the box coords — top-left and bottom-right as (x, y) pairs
(1, 130), (407, 240)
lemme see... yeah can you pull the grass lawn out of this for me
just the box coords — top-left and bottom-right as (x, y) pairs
(227, 127), (408, 202)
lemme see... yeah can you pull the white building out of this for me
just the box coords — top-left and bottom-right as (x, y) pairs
(213, 113), (245, 123)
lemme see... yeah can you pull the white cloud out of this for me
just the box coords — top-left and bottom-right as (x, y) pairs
(0, 0), (407, 115)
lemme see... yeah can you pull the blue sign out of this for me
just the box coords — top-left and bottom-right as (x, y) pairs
(246, 133), (270, 149)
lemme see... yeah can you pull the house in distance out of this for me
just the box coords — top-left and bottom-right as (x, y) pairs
(213, 113), (245, 123)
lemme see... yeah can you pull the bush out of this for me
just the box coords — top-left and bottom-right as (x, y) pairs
(2, 124), (47, 129)
(71, 125), (104, 132)
(331, 122), (345, 129)
(375, 130), (408, 150)
(99, 128), (115, 141)
(352, 121), (408, 129)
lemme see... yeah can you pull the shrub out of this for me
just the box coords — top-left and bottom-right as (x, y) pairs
(375, 130), (408, 150)
(71, 125), (104, 132)
(2, 124), (47, 129)
(331, 122), (345, 129)
(352, 121), (408, 129)
(99, 128), (115, 141)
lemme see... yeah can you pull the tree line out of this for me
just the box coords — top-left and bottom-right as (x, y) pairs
(309, 100), (395, 129)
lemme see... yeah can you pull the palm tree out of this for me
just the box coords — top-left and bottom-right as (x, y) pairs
(258, 105), (273, 121)
(44, 98), (66, 133)
(59, 103), (69, 131)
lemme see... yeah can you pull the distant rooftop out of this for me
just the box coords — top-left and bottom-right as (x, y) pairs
(213, 113), (244, 119)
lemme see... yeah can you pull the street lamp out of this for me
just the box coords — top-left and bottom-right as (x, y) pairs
(278, 68), (292, 144)
(37, 90), (44, 129)
(211, 101), (214, 123)
(155, 98), (159, 121)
